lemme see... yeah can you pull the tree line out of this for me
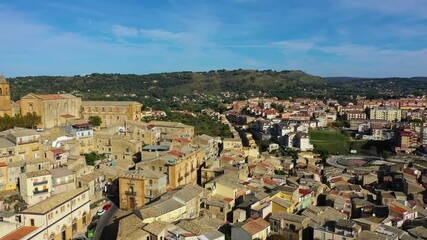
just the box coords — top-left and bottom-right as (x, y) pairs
(0, 112), (42, 131)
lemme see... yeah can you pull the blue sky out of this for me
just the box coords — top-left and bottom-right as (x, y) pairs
(1, 0), (427, 77)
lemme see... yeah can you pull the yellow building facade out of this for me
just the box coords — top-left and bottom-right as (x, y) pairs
(119, 172), (145, 210)
(81, 101), (143, 127)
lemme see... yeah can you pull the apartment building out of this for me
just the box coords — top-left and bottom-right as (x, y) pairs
(65, 119), (94, 154)
(20, 188), (90, 240)
(0, 128), (42, 161)
(20, 170), (52, 206)
(370, 107), (402, 122)
(137, 146), (205, 189)
(0, 137), (17, 163)
(48, 167), (76, 195)
(122, 120), (161, 145)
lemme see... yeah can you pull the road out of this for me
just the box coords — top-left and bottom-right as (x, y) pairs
(93, 204), (118, 240)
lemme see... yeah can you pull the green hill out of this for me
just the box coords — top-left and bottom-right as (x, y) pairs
(7, 69), (327, 110)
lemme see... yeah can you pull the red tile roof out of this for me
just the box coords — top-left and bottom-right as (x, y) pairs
(168, 150), (184, 157)
(242, 218), (270, 235)
(0, 162), (7, 167)
(50, 148), (65, 154)
(299, 188), (312, 196)
(0, 226), (38, 240)
(173, 138), (191, 144)
(389, 205), (407, 215)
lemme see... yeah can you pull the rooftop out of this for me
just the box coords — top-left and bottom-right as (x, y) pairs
(82, 100), (141, 106)
(23, 169), (51, 178)
(22, 188), (88, 214)
(241, 218), (270, 235)
(0, 226), (38, 240)
(48, 167), (74, 178)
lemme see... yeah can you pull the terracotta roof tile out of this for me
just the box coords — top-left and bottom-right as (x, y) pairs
(0, 226), (38, 240)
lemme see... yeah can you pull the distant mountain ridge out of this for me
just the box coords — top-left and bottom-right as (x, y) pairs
(326, 76), (427, 82)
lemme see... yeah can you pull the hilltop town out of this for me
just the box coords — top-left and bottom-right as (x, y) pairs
(1, 73), (427, 240)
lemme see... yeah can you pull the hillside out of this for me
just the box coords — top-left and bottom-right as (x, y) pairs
(6, 70), (427, 111)
(7, 70), (327, 110)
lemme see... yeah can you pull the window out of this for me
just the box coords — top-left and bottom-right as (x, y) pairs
(30, 219), (35, 226)
(220, 207), (223, 213)
(159, 167), (162, 172)
(148, 190), (152, 196)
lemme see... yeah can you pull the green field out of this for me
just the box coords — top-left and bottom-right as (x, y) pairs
(309, 130), (350, 155)
(309, 129), (394, 156)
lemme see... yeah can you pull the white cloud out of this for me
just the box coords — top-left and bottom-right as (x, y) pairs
(272, 40), (316, 52)
(111, 24), (139, 37)
(139, 29), (189, 42)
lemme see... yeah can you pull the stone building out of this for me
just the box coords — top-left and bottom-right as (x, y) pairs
(81, 101), (143, 127)
(19, 170), (52, 206)
(0, 75), (12, 117)
(20, 93), (82, 128)
(119, 170), (146, 210)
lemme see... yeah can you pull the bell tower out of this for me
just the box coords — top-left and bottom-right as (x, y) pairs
(0, 74), (12, 117)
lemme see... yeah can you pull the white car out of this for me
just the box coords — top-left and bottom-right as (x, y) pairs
(96, 208), (106, 216)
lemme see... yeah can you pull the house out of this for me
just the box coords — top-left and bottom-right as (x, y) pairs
(48, 167), (76, 195)
(119, 170), (146, 210)
(19, 170), (52, 206)
(313, 219), (362, 240)
(65, 119), (94, 154)
(46, 148), (68, 168)
(231, 218), (270, 240)
(0, 128), (42, 161)
(270, 186), (299, 214)
(76, 171), (105, 200)
(119, 169), (167, 210)
(269, 211), (311, 240)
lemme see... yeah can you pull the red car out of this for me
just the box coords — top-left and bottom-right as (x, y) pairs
(103, 204), (112, 211)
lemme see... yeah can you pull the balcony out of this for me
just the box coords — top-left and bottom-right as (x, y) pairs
(125, 191), (136, 196)
(33, 189), (49, 195)
(32, 147), (40, 151)
(33, 180), (48, 186)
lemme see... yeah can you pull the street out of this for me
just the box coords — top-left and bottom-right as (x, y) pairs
(92, 203), (118, 240)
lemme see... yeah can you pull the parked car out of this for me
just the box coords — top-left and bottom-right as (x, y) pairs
(96, 208), (106, 216)
(92, 215), (100, 223)
(87, 222), (97, 231)
(103, 204), (112, 211)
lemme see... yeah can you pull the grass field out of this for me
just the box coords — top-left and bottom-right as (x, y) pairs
(309, 130), (350, 155)
(309, 129), (394, 156)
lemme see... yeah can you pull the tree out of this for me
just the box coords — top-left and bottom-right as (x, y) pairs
(88, 116), (102, 127)
(85, 152), (102, 166)
(24, 112), (42, 129)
